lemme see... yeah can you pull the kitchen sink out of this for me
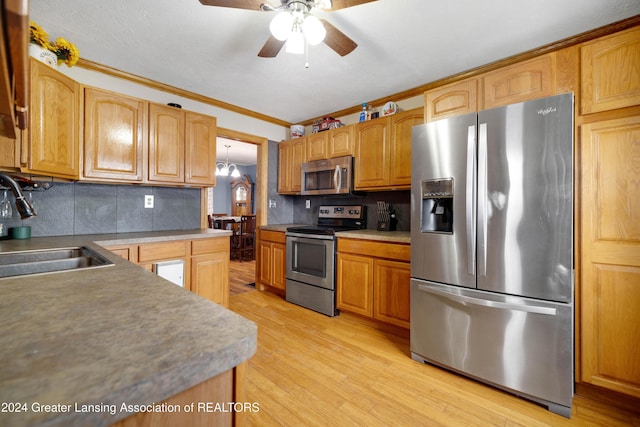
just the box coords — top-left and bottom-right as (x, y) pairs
(0, 246), (114, 279)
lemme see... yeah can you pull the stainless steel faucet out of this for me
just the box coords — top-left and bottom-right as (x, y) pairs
(0, 174), (37, 219)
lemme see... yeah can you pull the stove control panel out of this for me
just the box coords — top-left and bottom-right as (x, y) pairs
(318, 205), (365, 219)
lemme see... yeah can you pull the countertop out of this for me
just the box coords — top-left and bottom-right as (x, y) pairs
(260, 224), (411, 244)
(0, 229), (256, 427)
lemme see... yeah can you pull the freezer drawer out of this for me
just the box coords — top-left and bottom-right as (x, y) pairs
(410, 279), (573, 415)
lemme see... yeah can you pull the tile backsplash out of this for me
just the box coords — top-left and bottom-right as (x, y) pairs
(0, 182), (201, 238)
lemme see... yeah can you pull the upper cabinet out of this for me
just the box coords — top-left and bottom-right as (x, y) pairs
(184, 111), (217, 186)
(581, 26), (640, 115)
(424, 53), (556, 122)
(149, 103), (216, 186)
(482, 54), (555, 109)
(83, 87), (147, 182)
(277, 137), (305, 194)
(354, 108), (423, 191)
(148, 103), (185, 183)
(305, 132), (328, 162)
(305, 124), (355, 162)
(425, 79), (478, 122)
(26, 59), (81, 179)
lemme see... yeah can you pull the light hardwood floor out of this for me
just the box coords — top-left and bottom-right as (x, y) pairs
(229, 290), (640, 426)
(229, 260), (256, 296)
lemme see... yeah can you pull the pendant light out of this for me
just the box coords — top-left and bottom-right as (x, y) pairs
(216, 145), (241, 177)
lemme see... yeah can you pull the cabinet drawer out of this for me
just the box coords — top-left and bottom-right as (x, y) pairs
(138, 241), (188, 262)
(192, 237), (229, 255)
(338, 238), (410, 262)
(260, 230), (286, 244)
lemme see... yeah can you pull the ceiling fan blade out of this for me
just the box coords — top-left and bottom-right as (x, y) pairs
(258, 36), (286, 57)
(198, 0), (267, 10)
(325, 0), (377, 11)
(320, 19), (357, 56)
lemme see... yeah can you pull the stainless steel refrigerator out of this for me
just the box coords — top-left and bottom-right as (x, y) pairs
(410, 93), (574, 417)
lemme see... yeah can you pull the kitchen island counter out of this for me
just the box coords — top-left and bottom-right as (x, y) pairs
(0, 230), (256, 427)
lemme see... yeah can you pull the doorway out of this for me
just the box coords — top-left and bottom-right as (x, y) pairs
(210, 127), (268, 294)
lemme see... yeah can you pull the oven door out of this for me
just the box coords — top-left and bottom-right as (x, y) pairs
(286, 233), (335, 290)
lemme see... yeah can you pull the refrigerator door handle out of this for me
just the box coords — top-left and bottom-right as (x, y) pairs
(477, 123), (488, 277)
(466, 125), (476, 275)
(416, 284), (557, 316)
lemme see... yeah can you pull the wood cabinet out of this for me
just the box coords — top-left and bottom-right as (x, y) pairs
(305, 131), (328, 161)
(389, 108), (424, 187)
(305, 125), (355, 161)
(104, 236), (230, 307)
(337, 238), (410, 328)
(579, 114), (640, 398)
(148, 103), (185, 183)
(277, 137), (305, 194)
(482, 54), (556, 109)
(354, 116), (391, 189)
(148, 103), (216, 186)
(257, 229), (286, 292)
(185, 111), (217, 186)
(191, 238), (230, 307)
(328, 124), (354, 158)
(354, 108), (422, 190)
(84, 87), (147, 182)
(581, 26), (640, 115)
(26, 59), (81, 179)
(424, 79), (478, 122)
(423, 53), (555, 122)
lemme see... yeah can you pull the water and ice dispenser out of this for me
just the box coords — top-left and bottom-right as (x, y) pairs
(420, 178), (454, 233)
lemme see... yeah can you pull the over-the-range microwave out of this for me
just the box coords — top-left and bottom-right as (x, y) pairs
(301, 155), (353, 196)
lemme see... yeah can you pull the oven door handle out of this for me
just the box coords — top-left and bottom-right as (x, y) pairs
(286, 232), (335, 241)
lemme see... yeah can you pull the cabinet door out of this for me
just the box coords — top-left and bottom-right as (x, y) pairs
(580, 115), (640, 398)
(277, 140), (291, 194)
(148, 103), (185, 183)
(305, 132), (328, 161)
(258, 240), (273, 286)
(277, 138), (305, 194)
(482, 54), (555, 110)
(424, 79), (478, 122)
(373, 259), (411, 329)
(354, 116), (391, 190)
(328, 125), (354, 158)
(84, 88), (146, 181)
(271, 242), (286, 291)
(28, 59), (80, 178)
(192, 252), (229, 307)
(336, 252), (373, 317)
(185, 111), (216, 186)
(390, 108), (423, 187)
(581, 27), (640, 114)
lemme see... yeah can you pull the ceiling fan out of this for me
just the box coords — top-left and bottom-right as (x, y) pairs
(199, 0), (377, 57)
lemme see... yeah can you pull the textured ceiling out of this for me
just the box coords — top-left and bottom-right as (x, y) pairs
(29, 1), (640, 165)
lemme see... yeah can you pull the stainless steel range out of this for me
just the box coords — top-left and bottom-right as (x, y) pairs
(286, 205), (367, 317)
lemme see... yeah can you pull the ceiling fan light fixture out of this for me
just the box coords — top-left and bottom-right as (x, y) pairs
(285, 30), (305, 54)
(269, 11), (293, 41)
(302, 14), (326, 45)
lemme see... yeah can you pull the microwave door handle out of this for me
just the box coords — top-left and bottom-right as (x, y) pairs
(334, 164), (341, 193)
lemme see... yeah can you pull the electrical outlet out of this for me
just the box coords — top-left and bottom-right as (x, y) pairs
(306, 200), (311, 209)
(144, 195), (154, 209)
(269, 199), (276, 208)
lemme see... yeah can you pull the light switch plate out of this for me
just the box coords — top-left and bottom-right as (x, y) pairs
(144, 195), (154, 209)
(306, 200), (311, 209)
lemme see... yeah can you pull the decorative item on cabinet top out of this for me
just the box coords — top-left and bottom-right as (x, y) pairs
(29, 21), (79, 68)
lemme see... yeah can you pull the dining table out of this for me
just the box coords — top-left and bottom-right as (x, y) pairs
(213, 216), (241, 231)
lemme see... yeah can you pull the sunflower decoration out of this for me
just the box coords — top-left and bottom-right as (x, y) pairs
(29, 21), (80, 67)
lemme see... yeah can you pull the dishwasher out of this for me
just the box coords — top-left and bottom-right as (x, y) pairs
(154, 260), (184, 287)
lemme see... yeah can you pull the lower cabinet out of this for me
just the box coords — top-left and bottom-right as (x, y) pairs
(104, 236), (230, 307)
(337, 238), (411, 328)
(257, 229), (286, 292)
(191, 238), (230, 307)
